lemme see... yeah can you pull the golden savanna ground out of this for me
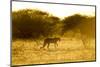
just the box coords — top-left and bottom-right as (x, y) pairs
(12, 37), (95, 65)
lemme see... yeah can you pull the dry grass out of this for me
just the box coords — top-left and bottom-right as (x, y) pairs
(12, 38), (95, 65)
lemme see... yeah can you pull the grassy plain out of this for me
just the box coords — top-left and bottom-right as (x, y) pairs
(12, 37), (95, 65)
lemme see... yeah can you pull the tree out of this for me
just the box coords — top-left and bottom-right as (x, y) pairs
(62, 14), (95, 48)
(12, 9), (61, 39)
(62, 14), (86, 34)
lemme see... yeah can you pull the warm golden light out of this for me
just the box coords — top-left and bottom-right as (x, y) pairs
(12, 1), (96, 66)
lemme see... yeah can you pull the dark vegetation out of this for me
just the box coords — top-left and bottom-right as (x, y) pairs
(12, 9), (95, 40)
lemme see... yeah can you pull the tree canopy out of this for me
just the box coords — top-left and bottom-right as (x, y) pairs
(12, 9), (95, 39)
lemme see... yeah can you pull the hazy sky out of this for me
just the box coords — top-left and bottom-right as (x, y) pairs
(12, 1), (95, 18)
